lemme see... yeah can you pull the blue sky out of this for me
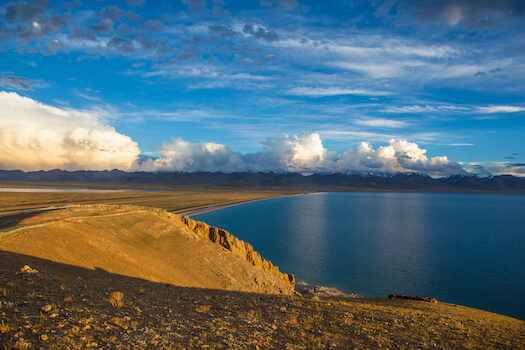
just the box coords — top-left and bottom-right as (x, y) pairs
(0, 0), (524, 177)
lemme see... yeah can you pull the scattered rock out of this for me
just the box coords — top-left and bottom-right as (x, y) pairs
(295, 280), (360, 298)
(0, 264), (521, 350)
(17, 265), (38, 274)
(388, 294), (438, 303)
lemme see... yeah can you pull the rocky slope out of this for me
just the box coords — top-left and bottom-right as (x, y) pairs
(0, 263), (523, 349)
(171, 213), (295, 288)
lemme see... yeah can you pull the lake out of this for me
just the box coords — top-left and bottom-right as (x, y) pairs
(194, 192), (525, 320)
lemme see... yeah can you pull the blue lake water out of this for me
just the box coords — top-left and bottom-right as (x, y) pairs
(194, 192), (525, 320)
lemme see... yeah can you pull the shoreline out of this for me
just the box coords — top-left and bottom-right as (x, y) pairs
(175, 194), (366, 300)
(177, 193), (308, 217)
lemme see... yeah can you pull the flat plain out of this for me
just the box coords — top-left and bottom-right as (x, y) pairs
(0, 187), (292, 217)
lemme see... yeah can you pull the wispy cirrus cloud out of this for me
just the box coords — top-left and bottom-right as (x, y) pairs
(0, 73), (47, 91)
(354, 118), (409, 128)
(286, 87), (391, 97)
(0, 75), (33, 90)
(477, 105), (525, 113)
(75, 91), (103, 102)
(397, 0), (525, 28)
(319, 130), (396, 142)
(381, 105), (440, 113)
(381, 104), (525, 115)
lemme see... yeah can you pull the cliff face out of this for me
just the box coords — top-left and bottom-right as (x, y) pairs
(163, 212), (295, 288)
(1, 205), (295, 294)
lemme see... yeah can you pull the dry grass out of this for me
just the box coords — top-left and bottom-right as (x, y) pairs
(0, 320), (15, 333)
(195, 304), (211, 313)
(109, 291), (125, 308)
(0, 267), (522, 349)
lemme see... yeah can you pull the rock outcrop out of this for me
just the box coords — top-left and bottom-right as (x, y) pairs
(388, 294), (438, 303)
(295, 280), (360, 298)
(163, 212), (295, 288)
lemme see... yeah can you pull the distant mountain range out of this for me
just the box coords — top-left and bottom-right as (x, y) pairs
(1, 169), (525, 193)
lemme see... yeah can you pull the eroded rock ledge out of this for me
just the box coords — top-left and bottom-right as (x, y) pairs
(162, 212), (295, 288)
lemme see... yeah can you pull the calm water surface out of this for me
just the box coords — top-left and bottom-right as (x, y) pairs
(194, 192), (525, 320)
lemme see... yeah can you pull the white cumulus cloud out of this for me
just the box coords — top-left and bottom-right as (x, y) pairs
(0, 91), (140, 171)
(140, 139), (244, 172)
(332, 139), (465, 176)
(0, 93), (467, 177)
(140, 132), (466, 177)
(256, 132), (332, 171)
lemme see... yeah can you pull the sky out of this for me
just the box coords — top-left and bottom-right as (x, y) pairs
(0, 0), (524, 177)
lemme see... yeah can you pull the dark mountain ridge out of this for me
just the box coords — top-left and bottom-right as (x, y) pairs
(1, 169), (524, 193)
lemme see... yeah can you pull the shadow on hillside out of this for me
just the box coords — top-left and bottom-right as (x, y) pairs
(0, 208), (62, 229)
(0, 250), (295, 300)
(1, 252), (523, 350)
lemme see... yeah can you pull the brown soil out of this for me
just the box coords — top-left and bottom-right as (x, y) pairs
(1, 260), (523, 349)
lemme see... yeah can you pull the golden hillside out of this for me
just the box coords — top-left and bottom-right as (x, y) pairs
(0, 205), (294, 295)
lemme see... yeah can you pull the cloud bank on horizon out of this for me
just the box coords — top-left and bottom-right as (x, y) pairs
(142, 132), (466, 177)
(0, 91), (469, 177)
(0, 0), (524, 177)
